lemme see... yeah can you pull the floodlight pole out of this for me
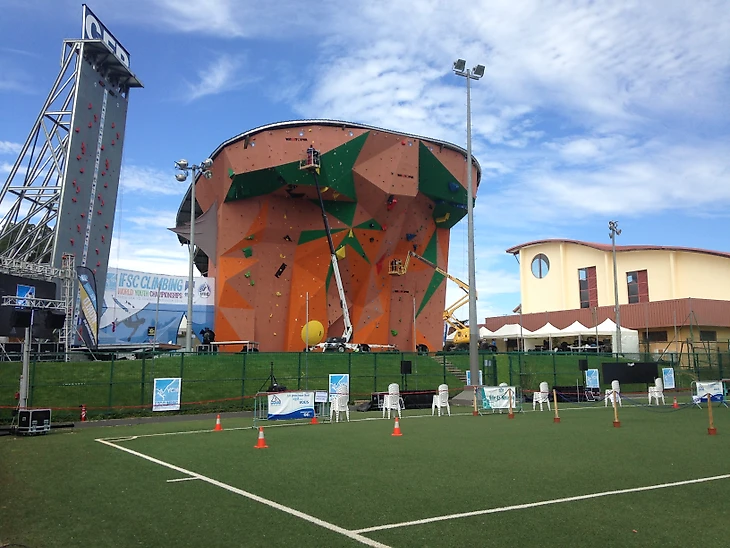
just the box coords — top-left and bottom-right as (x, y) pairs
(453, 59), (483, 389)
(609, 220), (622, 354)
(19, 325), (31, 409)
(175, 160), (213, 353)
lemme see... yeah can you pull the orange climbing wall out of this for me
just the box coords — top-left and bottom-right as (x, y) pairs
(183, 122), (479, 352)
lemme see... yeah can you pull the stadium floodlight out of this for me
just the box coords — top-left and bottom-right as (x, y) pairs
(174, 157), (214, 353)
(452, 57), (484, 396)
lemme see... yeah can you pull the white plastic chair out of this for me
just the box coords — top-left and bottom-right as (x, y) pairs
(329, 393), (350, 422)
(648, 377), (665, 405)
(382, 383), (403, 419)
(431, 384), (451, 416)
(605, 380), (622, 407)
(533, 381), (551, 411)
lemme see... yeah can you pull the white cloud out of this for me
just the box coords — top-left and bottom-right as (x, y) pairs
(0, 141), (22, 155)
(120, 165), (187, 195)
(184, 53), (255, 102)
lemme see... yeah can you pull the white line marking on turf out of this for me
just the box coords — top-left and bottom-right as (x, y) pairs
(352, 473), (730, 534)
(166, 477), (199, 483)
(95, 438), (390, 548)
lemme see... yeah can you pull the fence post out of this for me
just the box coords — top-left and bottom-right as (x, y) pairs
(374, 352), (378, 393)
(108, 358), (115, 409)
(140, 356), (146, 405)
(180, 352), (185, 379)
(241, 352), (246, 402)
(297, 352), (302, 390)
(553, 352), (557, 387)
(348, 353), (352, 403)
(508, 354), (513, 386)
(28, 354), (37, 408)
(718, 351), (723, 381)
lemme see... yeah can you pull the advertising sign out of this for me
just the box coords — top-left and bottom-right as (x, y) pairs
(328, 374), (350, 402)
(585, 369), (600, 389)
(481, 386), (517, 410)
(16, 284), (35, 307)
(267, 391), (315, 420)
(661, 367), (675, 390)
(152, 377), (181, 411)
(82, 4), (131, 68)
(693, 381), (724, 403)
(77, 266), (99, 349)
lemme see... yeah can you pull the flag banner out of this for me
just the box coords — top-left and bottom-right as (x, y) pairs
(152, 378), (181, 411)
(267, 392), (315, 420)
(662, 367), (676, 390)
(328, 374), (350, 401)
(693, 381), (724, 403)
(77, 266), (99, 349)
(585, 369), (600, 389)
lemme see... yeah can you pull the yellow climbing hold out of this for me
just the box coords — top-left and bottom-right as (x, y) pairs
(435, 212), (451, 223)
(276, 291), (282, 296)
(335, 246), (346, 260)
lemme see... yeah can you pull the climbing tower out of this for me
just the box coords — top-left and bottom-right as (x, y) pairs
(0, 6), (142, 303)
(172, 121), (480, 352)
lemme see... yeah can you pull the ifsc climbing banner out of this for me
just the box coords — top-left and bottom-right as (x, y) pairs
(267, 392), (315, 420)
(76, 266), (99, 349)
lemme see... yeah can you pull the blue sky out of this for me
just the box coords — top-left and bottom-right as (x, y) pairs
(1, 0), (729, 322)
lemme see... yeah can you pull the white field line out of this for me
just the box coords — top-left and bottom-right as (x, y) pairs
(352, 473), (730, 534)
(95, 438), (390, 548)
(166, 477), (199, 483)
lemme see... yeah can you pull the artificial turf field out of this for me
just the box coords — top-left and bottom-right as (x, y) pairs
(2, 401), (729, 547)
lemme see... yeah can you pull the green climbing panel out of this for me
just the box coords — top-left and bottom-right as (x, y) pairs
(419, 270), (446, 316)
(316, 201), (358, 226)
(317, 132), (369, 201)
(418, 142), (470, 229)
(298, 228), (346, 246)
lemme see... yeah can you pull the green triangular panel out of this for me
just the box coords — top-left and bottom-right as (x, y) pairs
(418, 270), (445, 316)
(340, 232), (369, 264)
(418, 142), (468, 204)
(422, 230), (438, 265)
(226, 167), (286, 201)
(313, 201), (357, 226)
(432, 202), (467, 229)
(298, 228), (346, 246)
(354, 218), (382, 231)
(318, 132), (369, 200)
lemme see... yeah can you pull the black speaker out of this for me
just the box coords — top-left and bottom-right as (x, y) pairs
(578, 359), (588, 371)
(45, 310), (66, 329)
(400, 360), (412, 375)
(11, 309), (32, 328)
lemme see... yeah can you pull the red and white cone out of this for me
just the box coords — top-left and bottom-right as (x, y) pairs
(392, 417), (403, 437)
(254, 427), (269, 448)
(213, 414), (223, 431)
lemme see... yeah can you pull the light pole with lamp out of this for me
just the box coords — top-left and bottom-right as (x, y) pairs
(453, 58), (485, 390)
(175, 158), (213, 353)
(609, 220), (622, 354)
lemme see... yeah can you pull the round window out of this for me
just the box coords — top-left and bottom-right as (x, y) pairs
(531, 253), (550, 279)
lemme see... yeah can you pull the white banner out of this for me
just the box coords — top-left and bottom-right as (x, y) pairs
(152, 378), (181, 411)
(693, 381), (724, 403)
(267, 391), (315, 420)
(482, 386), (517, 410)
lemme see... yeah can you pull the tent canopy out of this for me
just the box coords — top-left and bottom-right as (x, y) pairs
(491, 324), (533, 338)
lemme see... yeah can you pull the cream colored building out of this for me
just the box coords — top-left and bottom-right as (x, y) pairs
(484, 240), (730, 354)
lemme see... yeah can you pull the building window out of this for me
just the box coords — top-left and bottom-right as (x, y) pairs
(643, 331), (668, 342)
(531, 253), (550, 279)
(626, 270), (649, 304)
(700, 330), (717, 342)
(578, 266), (597, 309)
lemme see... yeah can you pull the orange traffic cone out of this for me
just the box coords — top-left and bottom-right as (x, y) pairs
(213, 414), (223, 431)
(673, 396), (679, 409)
(310, 415), (319, 425)
(254, 427), (268, 449)
(391, 417), (403, 437)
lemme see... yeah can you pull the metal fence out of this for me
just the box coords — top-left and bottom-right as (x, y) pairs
(1, 349), (726, 422)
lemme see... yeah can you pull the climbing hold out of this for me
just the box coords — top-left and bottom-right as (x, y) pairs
(283, 235), (292, 242)
(279, 253), (286, 259)
(95, 248), (99, 254)
(97, 210), (102, 215)
(76, 225), (81, 232)
(111, 140), (115, 145)
(76, 187), (80, 193)
(80, 213), (85, 218)
(104, 183), (108, 188)
(435, 213), (451, 223)
(406, 233), (416, 241)
(79, 168), (84, 173)
(69, 238), (74, 245)
(269, 314), (273, 318)
(369, 237), (374, 243)
(75, 127), (80, 133)
(391, 330), (398, 336)
(275, 292), (281, 297)
(96, 261), (100, 267)
(88, 122), (92, 128)
(335, 247), (346, 260)
(71, 197), (77, 203)
(101, 235), (105, 242)
(76, 155), (81, 161)
(242, 247), (253, 258)
(100, 145), (104, 151)
(244, 235), (254, 240)
(228, 168), (235, 179)
(116, 132), (120, 139)
(381, 225), (388, 231)
(88, 103), (92, 109)
(244, 271), (251, 278)
(104, 224), (109, 229)
(101, 172), (105, 176)
(249, 280), (254, 286)
(275, 264), (287, 278)
(448, 181), (459, 192)
(105, 159), (109, 169)
(401, 140), (406, 145)
(111, 122), (115, 128)
(94, 114), (98, 122)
